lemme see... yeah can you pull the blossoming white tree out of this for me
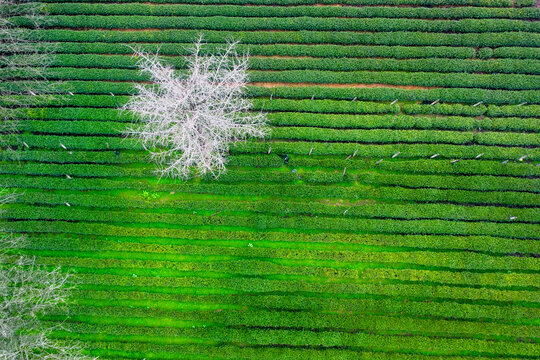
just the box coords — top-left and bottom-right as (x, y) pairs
(0, 189), (95, 360)
(124, 36), (269, 180)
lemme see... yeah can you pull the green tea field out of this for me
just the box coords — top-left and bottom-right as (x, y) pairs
(1, 0), (540, 358)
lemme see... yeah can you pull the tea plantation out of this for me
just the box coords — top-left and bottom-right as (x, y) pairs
(1, 0), (540, 358)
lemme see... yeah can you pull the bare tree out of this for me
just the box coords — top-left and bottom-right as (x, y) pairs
(0, 189), (96, 360)
(0, 0), (54, 91)
(1, 0), (57, 153)
(124, 36), (269, 180)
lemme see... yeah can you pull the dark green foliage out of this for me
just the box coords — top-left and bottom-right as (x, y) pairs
(42, 3), (540, 20)
(4, 67), (539, 90)
(38, 0), (516, 6)
(43, 54), (540, 75)
(14, 16), (540, 33)
(52, 42), (479, 59)
(34, 29), (540, 47)
(3, 1), (539, 358)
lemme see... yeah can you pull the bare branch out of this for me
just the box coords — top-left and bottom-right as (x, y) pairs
(0, 189), (96, 360)
(0, 0), (55, 94)
(1, 0), (59, 158)
(123, 36), (269, 180)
